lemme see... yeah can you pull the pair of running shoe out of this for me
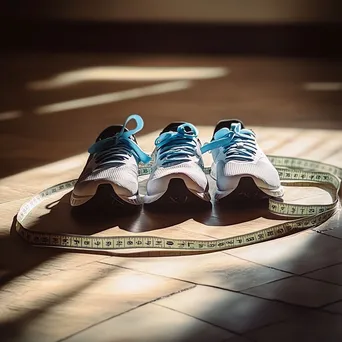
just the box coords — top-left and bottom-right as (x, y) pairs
(70, 114), (284, 210)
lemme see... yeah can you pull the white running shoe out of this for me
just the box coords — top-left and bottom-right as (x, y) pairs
(70, 114), (151, 209)
(201, 119), (284, 200)
(144, 122), (210, 205)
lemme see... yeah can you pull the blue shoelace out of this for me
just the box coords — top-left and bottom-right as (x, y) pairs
(88, 114), (151, 164)
(201, 123), (257, 162)
(155, 123), (199, 166)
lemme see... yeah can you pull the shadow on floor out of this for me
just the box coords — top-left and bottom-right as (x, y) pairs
(7, 188), (289, 261)
(1, 53), (342, 179)
(0, 259), (121, 342)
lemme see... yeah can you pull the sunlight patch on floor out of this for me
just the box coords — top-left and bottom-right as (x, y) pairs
(27, 66), (229, 90)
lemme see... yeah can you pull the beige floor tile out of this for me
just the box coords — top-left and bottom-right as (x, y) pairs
(0, 186), (36, 204)
(0, 262), (192, 341)
(102, 252), (289, 291)
(0, 197), (30, 231)
(154, 285), (301, 334)
(323, 149), (342, 168)
(227, 230), (342, 274)
(318, 210), (342, 239)
(297, 131), (342, 161)
(0, 221), (109, 288)
(62, 303), (234, 342)
(247, 311), (342, 342)
(0, 233), (59, 287)
(305, 263), (342, 286)
(271, 130), (334, 158)
(1, 252), (109, 287)
(0, 153), (84, 192)
(256, 129), (302, 154)
(324, 301), (342, 315)
(244, 276), (342, 307)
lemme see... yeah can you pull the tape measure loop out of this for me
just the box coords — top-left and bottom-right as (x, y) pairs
(15, 155), (341, 253)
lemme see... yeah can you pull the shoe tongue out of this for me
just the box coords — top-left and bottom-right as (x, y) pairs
(96, 125), (136, 142)
(160, 122), (186, 134)
(214, 119), (245, 134)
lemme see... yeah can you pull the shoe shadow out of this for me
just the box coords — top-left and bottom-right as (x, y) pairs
(27, 191), (142, 236)
(21, 188), (284, 235)
(15, 174), (288, 257)
(201, 198), (282, 226)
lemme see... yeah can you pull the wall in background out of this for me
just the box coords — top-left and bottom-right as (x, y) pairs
(3, 0), (342, 23)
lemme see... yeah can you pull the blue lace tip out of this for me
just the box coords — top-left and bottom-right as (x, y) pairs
(140, 154), (152, 164)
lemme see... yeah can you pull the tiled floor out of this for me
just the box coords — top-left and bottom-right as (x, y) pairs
(305, 263), (342, 286)
(324, 301), (342, 315)
(154, 285), (301, 334)
(227, 228), (342, 274)
(243, 276), (342, 307)
(63, 304), (236, 342)
(1, 55), (342, 341)
(246, 311), (342, 342)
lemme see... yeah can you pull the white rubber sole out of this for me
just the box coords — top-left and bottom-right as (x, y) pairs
(70, 185), (142, 207)
(214, 184), (284, 200)
(210, 163), (284, 200)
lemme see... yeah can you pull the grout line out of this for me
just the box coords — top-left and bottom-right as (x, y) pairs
(57, 282), (196, 342)
(98, 260), (334, 312)
(223, 229), (342, 276)
(321, 231), (342, 240)
(221, 251), (298, 275)
(240, 275), (294, 291)
(320, 307), (342, 316)
(245, 306), (342, 338)
(311, 228), (342, 240)
(301, 276), (342, 287)
(243, 317), (292, 338)
(300, 260), (342, 277)
(211, 283), (340, 312)
(318, 298), (342, 310)
(153, 301), (240, 336)
(154, 284), (342, 337)
(98, 260), (200, 287)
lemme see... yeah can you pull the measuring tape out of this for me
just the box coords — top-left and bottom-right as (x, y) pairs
(15, 155), (341, 253)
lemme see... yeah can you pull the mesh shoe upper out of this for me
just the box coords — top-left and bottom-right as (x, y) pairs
(71, 114), (150, 206)
(146, 122), (208, 200)
(223, 150), (281, 188)
(201, 119), (283, 197)
(74, 159), (139, 198)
